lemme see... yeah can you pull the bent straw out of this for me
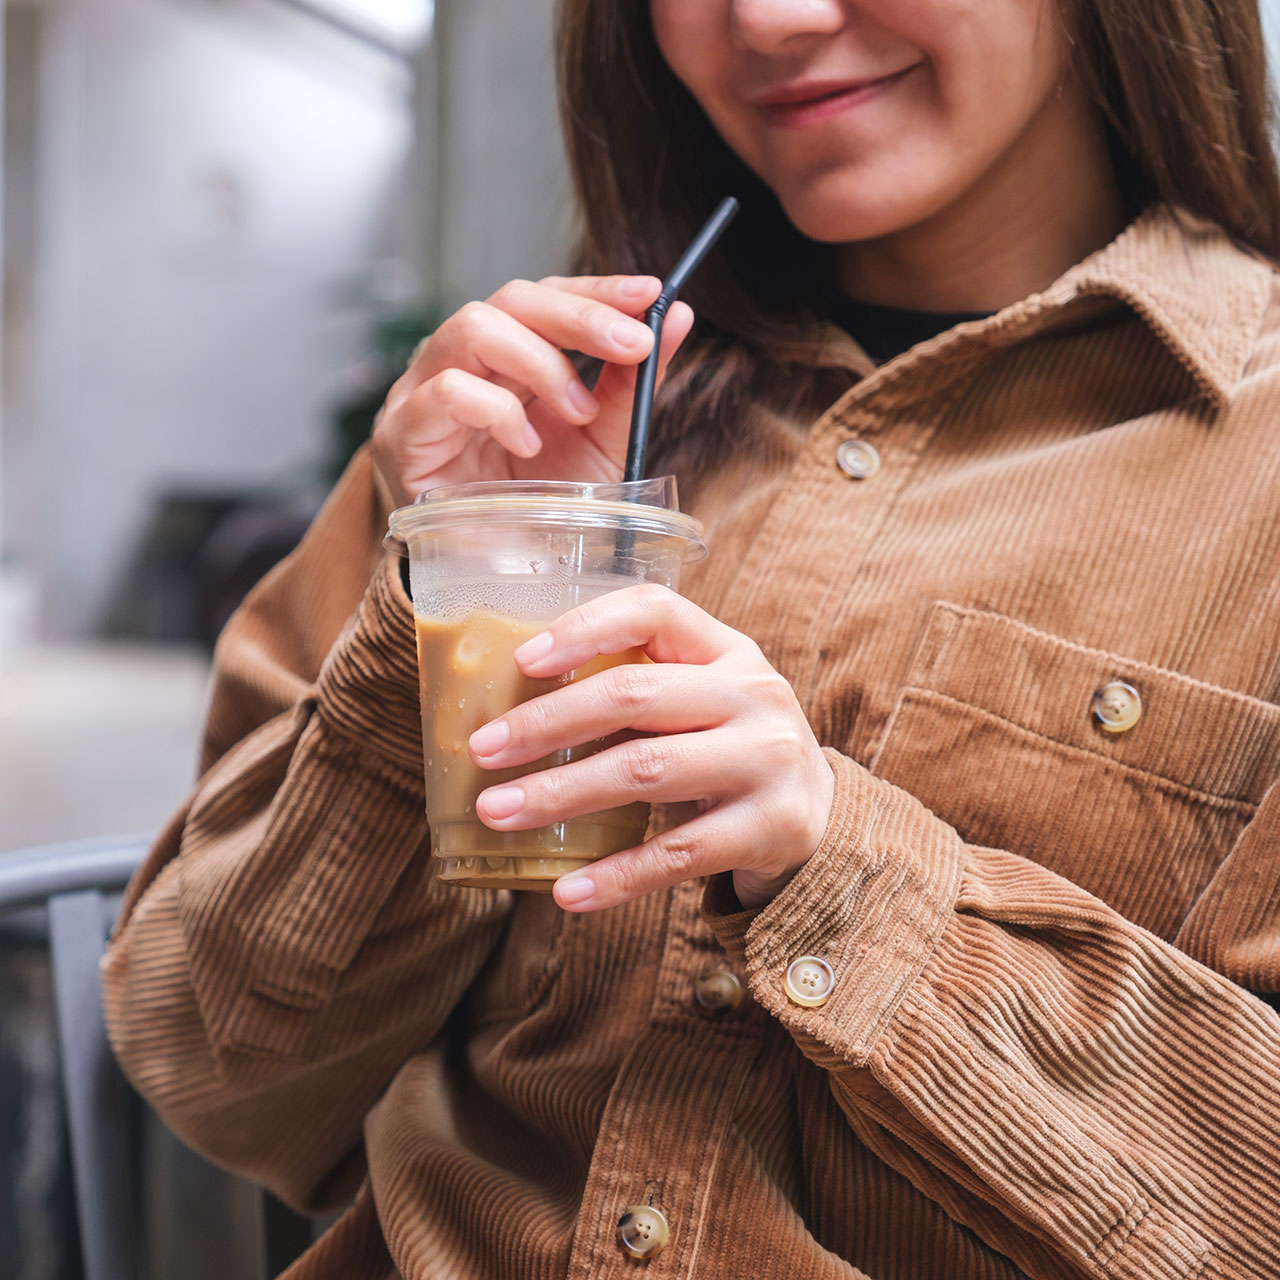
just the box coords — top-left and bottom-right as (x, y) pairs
(624, 196), (739, 484)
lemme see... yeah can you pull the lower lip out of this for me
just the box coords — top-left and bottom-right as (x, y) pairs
(758, 69), (913, 129)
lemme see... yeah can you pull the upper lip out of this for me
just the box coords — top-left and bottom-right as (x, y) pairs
(751, 71), (908, 109)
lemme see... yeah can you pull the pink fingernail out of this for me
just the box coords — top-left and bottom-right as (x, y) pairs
(610, 319), (652, 350)
(556, 875), (595, 906)
(522, 422), (541, 454)
(469, 720), (509, 757)
(621, 275), (658, 299)
(479, 785), (524, 819)
(514, 631), (554, 665)
(567, 381), (597, 417)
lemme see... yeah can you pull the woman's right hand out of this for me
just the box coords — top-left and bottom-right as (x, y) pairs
(371, 275), (695, 509)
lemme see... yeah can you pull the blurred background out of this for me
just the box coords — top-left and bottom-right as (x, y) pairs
(0, 0), (569, 1273)
(2, 0), (1280, 1275)
(0, 0), (572, 851)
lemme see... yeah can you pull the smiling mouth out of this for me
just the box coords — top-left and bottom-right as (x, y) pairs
(755, 67), (916, 128)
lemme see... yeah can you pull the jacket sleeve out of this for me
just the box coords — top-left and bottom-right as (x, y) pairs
(703, 748), (1280, 1280)
(101, 448), (511, 1211)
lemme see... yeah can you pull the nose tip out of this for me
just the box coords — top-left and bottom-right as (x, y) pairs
(729, 0), (846, 53)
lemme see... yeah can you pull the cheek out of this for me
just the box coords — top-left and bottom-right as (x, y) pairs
(649, 0), (723, 94)
(927, 0), (1069, 116)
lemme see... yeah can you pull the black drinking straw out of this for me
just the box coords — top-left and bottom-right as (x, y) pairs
(623, 197), (739, 484)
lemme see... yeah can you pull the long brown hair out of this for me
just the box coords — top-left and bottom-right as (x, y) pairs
(554, 0), (1280, 481)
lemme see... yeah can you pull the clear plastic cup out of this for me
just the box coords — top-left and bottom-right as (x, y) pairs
(385, 477), (706, 891)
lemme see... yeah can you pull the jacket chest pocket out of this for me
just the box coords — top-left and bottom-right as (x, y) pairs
(869, 603), (1280, 941)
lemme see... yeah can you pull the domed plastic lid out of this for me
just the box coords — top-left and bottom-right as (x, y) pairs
(385, 476), (706, 561)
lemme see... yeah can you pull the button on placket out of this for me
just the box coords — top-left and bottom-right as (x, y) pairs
(836, 438), (882, 480)
(693, 968), (744, 1016)
(1092, 680), (1143, 734)
(617, 1204), (670, 1260)
(566, 885), (763, 1276)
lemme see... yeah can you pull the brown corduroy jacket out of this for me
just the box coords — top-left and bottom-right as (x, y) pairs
(104, 207), (1280, 1279)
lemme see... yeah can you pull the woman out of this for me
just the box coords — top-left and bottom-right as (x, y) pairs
(104, 0), (1280, 1276)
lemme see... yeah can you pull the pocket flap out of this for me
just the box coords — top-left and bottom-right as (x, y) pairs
(889, 604), (1280, 805)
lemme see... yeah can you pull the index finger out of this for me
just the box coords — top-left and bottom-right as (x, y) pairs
(514, 584), (747, 676)
(535, 274), (663, 311)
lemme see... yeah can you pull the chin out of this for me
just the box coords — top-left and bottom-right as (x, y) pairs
(771, 166), (956, 246)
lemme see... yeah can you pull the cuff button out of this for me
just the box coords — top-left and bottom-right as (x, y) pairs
(783, 955), (835, 1008)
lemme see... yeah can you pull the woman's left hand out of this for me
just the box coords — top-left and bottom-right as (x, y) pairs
(466, 584), (835, 912)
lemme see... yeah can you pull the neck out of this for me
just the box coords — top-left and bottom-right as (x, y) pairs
(835, 94), (1128, 313)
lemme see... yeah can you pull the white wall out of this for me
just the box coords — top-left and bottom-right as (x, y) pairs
(15, 0), (416, 636)
(425, 0), (568, 310)
(1265, 0), (1280, 58)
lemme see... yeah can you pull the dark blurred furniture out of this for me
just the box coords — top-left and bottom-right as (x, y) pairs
(0, 835), (323, 1280)
(101, 489), (324, 653)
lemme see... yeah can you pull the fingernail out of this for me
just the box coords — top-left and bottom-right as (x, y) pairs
(479, 785), (524, 819)
(469, 720), (510, 757)
(514, 631), (554, 664)
(522, 422), (541, 454)
(610, 319), (652, 350)
(556, 875), (595, 906)
(566, 380), (597, 417)
(621, 275), (658, 299)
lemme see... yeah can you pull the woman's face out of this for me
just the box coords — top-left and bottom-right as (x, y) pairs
(649, 0), (1084, 246)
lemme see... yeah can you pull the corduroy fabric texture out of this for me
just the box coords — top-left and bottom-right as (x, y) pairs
(104, 206), (1280, 1279)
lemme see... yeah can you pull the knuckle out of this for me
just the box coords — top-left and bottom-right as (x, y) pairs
(570, 298), (601, 331)
(534, 764), (566, 815)
(609, 835), (698, 899)
(490, 278), (532, 310)
(521, 695), (556, 741)
(558, 607), (592, 649)
(651, 833), (700, 883)
(430, 366), (468, 403)
(610, 663), (660, 715)
(764, 724), (807, 770)
(485, 390), (523, 433)
(633, 582), (674, 613)
(750, 667), (792, 708)
(454, 299), (491, 337)
(607, 853), (649, 902)
(621, 739), (668, 790)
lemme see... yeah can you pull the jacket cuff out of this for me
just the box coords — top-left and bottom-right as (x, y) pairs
(315, 553), (422, 775)
(703, 748), (964, 1068)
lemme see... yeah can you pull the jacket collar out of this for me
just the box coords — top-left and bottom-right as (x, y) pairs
(1045, 205), (1272, 405)
(813, 204), (1274, 407)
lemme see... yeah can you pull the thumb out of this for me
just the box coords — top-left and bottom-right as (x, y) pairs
(588, 301), (696, 446)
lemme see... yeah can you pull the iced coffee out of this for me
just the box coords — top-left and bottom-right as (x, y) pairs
(386, 478), (706, 892)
